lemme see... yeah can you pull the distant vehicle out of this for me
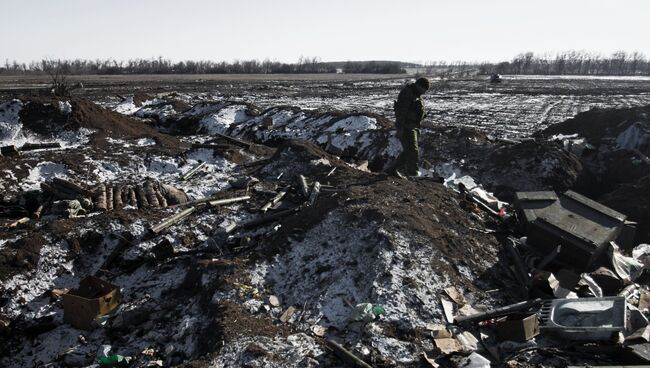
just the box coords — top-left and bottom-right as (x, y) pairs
(490, 73), (502, 83)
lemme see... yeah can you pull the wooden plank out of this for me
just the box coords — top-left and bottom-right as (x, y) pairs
(212, 132), (251, 148)
(20, 142), (62, 151)
(52, 177), (93, 197)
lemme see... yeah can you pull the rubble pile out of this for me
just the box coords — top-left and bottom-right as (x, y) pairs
(1, 96), (649, 367)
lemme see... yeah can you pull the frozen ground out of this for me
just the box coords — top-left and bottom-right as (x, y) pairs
(53, 74), (650, 140)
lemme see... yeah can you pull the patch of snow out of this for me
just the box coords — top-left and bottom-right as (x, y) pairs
(134, 102), (176, 122)
(21, 162), (68, 190)
(0, 99), (25, 145)
(211, 334), (324, 368)
(199, 105), (251, 135)
(90, 160), (123, 182)
(324, 115), (378, 132)
(370, 335), (418, 365)
(112, 96), (140, 115)
(56, 127), (95, 147)
(57, 101), (72, 114)
(185, 102), (228, 117)
(136, 137), (156, 146)
(2, 238), (73, 319)
(251, 211), (450, 331)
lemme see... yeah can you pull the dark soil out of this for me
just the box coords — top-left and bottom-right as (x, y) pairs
(213, 301), (290, 342)
(601, 175), (650, 242)
(0, 235), (46, 281)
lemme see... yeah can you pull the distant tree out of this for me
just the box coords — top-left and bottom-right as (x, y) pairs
(41, 59), (70, 96)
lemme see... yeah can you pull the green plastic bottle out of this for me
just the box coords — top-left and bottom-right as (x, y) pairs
(97, 354), (128, 367)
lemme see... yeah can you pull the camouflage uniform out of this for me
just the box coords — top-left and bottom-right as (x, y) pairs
(392, 83), (426, 176)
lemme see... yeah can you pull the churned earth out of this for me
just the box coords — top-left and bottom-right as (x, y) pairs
(0, 74), (649, 367)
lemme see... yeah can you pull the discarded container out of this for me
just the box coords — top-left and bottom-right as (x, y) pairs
(539, 297), (627, 341)
(62, 276), (122, 330)
(514, 190), (631, 271)
(351, 303), (385, 323)
(495, 313), (540, 342)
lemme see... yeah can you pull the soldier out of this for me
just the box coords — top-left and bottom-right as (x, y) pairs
(389, 77), (430, 177)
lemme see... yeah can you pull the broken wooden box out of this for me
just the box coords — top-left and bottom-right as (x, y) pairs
(495, 313), (540, 342)
(514, 190), (635, 271)
(62, 276), (122, 330)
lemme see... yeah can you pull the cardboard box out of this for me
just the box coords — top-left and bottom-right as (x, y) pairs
(496, 313), (539, 342)
(62, 276), (122, 330)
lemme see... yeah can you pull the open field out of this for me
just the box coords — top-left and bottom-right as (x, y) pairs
(4, 74), (649, 139)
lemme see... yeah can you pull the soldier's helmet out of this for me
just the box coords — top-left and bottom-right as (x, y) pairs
(415, 77), (430, 91)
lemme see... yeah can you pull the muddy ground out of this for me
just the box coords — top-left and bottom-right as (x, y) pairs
(0, 75), (649, 367)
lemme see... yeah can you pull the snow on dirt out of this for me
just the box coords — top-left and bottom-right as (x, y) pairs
(198, 104), (253, 134)
(22, 162), (69, 190)
(251, 211), (452, 331)
(0, 99), (24, 144)
(0, 98), (94, 148)
(211, 334), (325, 368)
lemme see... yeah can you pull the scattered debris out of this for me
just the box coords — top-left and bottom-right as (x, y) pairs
(1, 91), (649, 367)
(279, 306), (296, 323)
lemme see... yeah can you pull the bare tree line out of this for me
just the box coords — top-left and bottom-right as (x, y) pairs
(480, 51), (650, 76)
(2, 51), (649, 76)
(418, 51), (650, 77)
(0, 57), (404, 75)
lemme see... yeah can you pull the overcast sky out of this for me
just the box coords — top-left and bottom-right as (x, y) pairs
(2, 0), (648, 64)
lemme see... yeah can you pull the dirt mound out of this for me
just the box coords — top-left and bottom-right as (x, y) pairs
(484, 140), (584, 193)
(539, 104), (650, 152)
(70, 100), (181, 147)
(346, 178), (498, 270)
(422, 133), (586, 201)
(19, 98), (181, 148)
